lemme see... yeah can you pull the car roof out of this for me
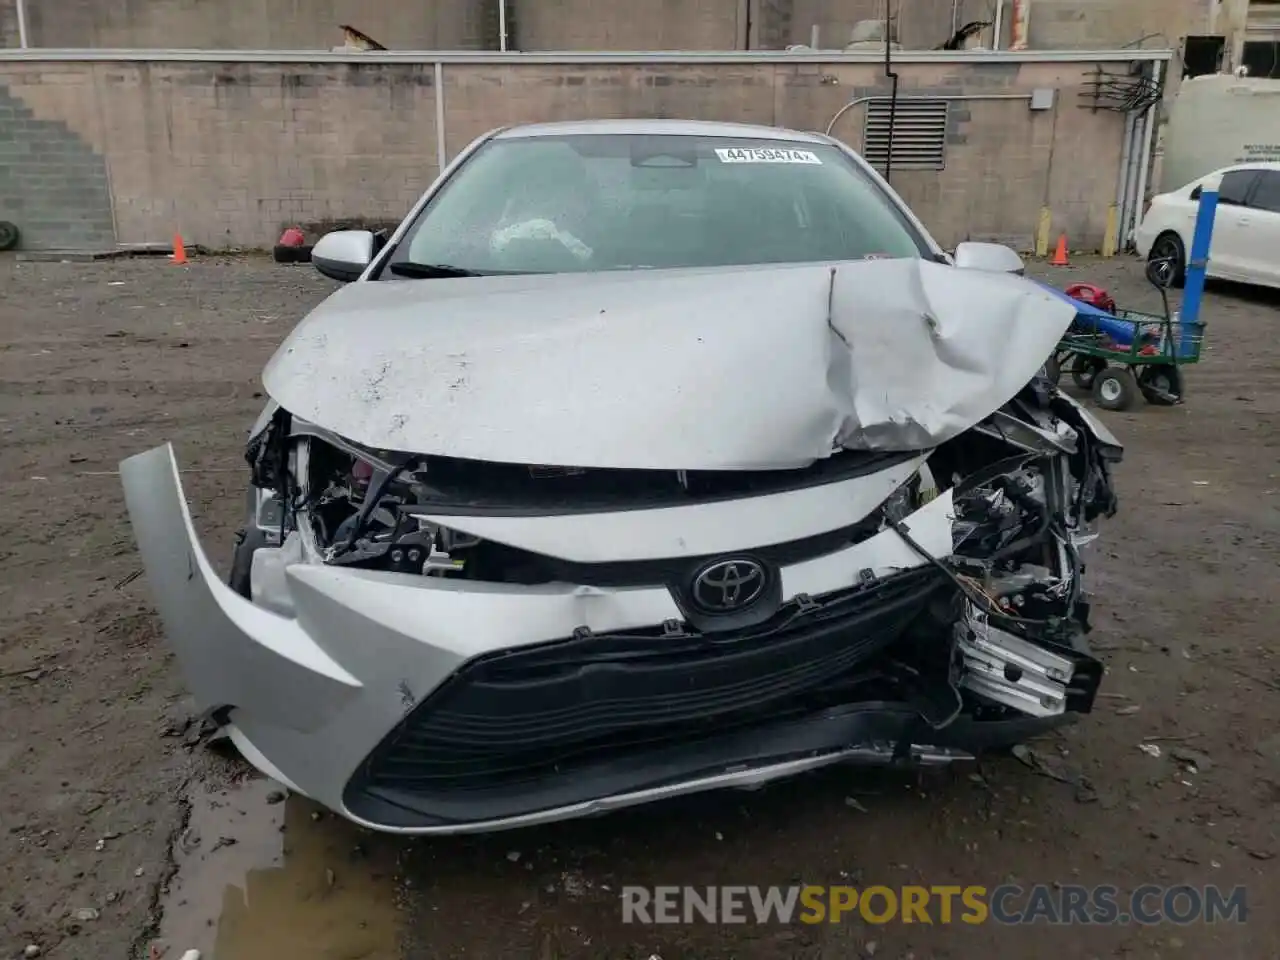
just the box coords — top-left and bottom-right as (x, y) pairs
(1209, 161), (1280, 176)
(492, 119), (830, 143)
(1165, 161), (1280, 194)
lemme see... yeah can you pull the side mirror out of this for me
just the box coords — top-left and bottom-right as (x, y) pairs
(953, 241), (1026, 276)
(312, 230), (375, 283)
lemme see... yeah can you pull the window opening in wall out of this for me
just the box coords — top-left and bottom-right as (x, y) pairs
(862, 99), (949, 171)
(1182, 35), (1226, 77)
(1241, 40), (1280, 77)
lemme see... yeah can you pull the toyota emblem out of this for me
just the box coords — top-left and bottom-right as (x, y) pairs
(690, 558), (767, 613)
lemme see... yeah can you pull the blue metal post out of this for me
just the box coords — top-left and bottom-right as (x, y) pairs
(1179, 176), (1218, 354)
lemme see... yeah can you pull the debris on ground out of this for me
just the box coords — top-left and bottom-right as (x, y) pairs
(1138, 743), (1162, 758)
(560, 871), (589, 900)
(1010, 744), (1098, 802)
(1170, 746), (1212, 771)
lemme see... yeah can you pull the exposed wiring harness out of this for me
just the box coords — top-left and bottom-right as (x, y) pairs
(885, 516), (1057, 629)
(335, 459), (414, 557)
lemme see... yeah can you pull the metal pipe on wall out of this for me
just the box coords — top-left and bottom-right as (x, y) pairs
(1129, 59), (1163, 248)
(1122, 111), (1144, 246)
(1113, 110), (1136, 251)
(882, 0), (899, 185)
(991, 0), (1004, 50)
(498, 0), (508, 52)
(15, 0), (29, 48)
(825, 92), (1034, 139)
(434, 62), (447, 171)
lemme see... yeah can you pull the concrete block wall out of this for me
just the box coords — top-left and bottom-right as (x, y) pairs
(0, 62), (444, 249)
(1, 0), (1207, 51)
(1024, 0), (1211, 50)
(0, 81), (115, 249)
(0, 57), (1130, 252)
(5, 0), (495, 50)
(815, 61), (1122, 250)
(760, 0), (992, 50)
(516, 0), (745, 50)
(0, 0), (17, 48)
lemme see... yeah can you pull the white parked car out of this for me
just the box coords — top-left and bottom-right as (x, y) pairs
(120, 120), (1123, 835)
(1136, 161), (1280, 289)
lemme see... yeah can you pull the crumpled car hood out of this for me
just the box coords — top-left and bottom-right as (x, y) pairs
(263, 259), (1075, 470)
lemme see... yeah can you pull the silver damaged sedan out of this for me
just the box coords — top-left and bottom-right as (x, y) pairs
(121, 120), (1123, 834)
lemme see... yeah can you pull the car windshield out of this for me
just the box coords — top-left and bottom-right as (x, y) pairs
(384, 133), (930, 276)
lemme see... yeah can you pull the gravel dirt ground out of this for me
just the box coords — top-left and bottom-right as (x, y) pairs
(0, 253), (1277, 960)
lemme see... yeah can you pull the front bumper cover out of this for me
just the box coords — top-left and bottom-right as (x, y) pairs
(122, 443), (1088, 834)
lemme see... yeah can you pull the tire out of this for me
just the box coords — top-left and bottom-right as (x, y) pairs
(1092, 367), (1138, 412)
(1070, 356), (1106, 391)
(1138, 365), (1183, 406)
(0, 220), (19, 252)
(228, 525), (271, 598)
(272, 244), (299, 264)
(1148, 232), (1186, 289)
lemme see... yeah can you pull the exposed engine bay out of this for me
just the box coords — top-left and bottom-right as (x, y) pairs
(240, 371), (1120, 752)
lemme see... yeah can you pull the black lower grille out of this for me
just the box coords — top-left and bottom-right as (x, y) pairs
(345, 565), (949, 822)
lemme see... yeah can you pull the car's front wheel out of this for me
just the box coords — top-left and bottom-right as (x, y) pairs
(1148, 232), (1186, 289)
(229, 528), (256, 598)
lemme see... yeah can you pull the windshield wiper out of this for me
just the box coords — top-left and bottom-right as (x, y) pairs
(388, 261), (485, 279)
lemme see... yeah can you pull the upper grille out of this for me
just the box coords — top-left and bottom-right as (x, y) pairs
(346, 565), (948, 818)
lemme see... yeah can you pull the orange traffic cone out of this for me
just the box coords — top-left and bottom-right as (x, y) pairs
(171, 233), (188, 266)
(1051, 233), (1069, 267)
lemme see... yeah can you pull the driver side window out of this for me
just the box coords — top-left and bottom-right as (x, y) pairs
(1216, 170), (1259, 206)
(1189, 170), (1256, 206)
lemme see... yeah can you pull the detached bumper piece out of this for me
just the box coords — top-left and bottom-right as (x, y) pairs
(346, 566), (963, 827)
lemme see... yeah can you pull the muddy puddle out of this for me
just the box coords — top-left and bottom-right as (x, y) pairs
(156, 773), (409, 960)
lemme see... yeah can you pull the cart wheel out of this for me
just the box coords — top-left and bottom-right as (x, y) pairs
(1070, 356), (1106, 391)
(1138, 365), (1183, 406)
(1043, 355), (1062, 385)
(1092, 367), (1138, 412)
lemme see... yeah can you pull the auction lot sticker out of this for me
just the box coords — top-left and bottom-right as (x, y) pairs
(714, 147), (822, 164)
